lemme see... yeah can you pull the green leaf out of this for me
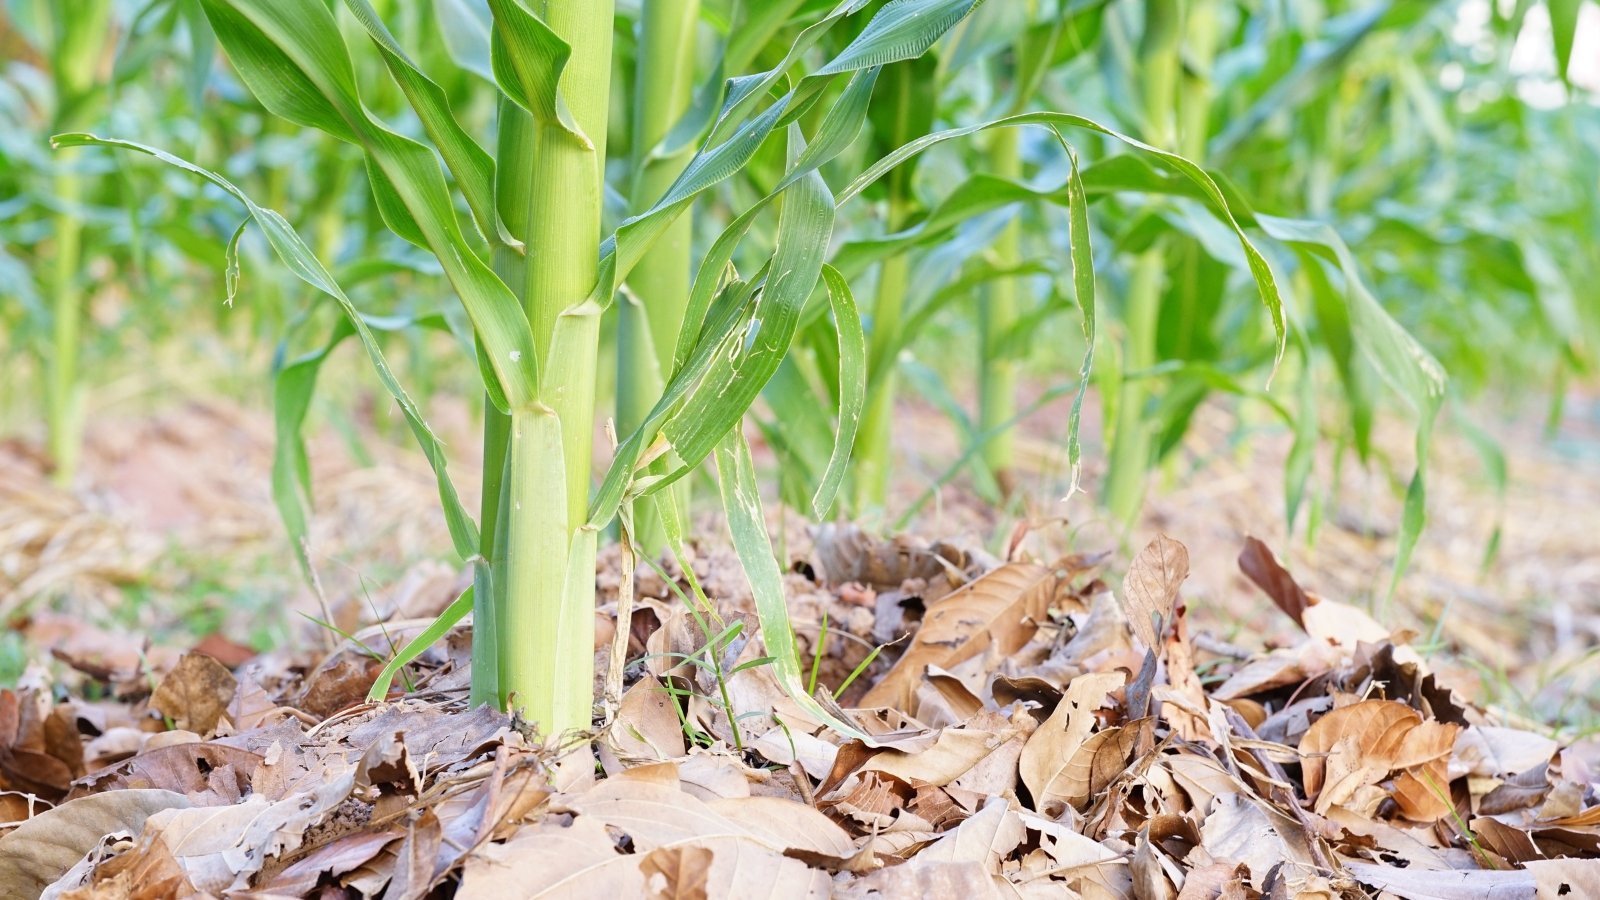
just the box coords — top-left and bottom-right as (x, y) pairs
(714, 429), (869, 742)
(838, 112), (1288, 378)
(1258, 214), (1447, 596)
(198, 0), (539, 410)
(53, 133), (482, 571)
(367, 584), (476, 701)
(485, 0), (588, 144)
(342, 0), (521, 250)
(810, 265), (866, 519)
(1549, 0), (1581, 86)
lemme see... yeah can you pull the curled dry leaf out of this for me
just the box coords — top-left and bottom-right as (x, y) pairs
(641, 845), (712, 900)
(149, 654), (237, 737)
(1120, 535), (1189, 651)
(862, 562), (1057, 712)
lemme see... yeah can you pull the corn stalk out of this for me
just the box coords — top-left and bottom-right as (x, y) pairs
(42, 0), (112, 486)
(617, 0), (699, 554)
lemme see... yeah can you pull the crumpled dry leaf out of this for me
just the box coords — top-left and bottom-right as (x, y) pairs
(863, 563), (1058, 712)
(1019, 672), (1123, 813)
(0, 790), (189, 898)
(148, 654), (237, 736)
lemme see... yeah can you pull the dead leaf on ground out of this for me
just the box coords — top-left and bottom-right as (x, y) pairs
(0, 789), (189, 897)
(149, 654), (236, 737)
(1237, 536), (1313, 628)
(1121, 535), (1189, 651)
(863, 562), (1058, 711)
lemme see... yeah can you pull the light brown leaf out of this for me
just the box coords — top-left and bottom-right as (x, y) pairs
(113, 771), (356, 894)
(1018, 672), (1123, 812)
(1121, 535), (1189, 651)
(1343, 861), (1534, 899)
(913, 797), (1024, 870)
(601, 677), (687, 773)
(387, 809), (443, 900)
(862, 563), (1057, 711)
(1299, 700), (1421, 797)
(640, 846), (711, 900)
(0, 790), (189, 898)
(1527, 858), (1600, 898)
(1199, 793), (1310, 888)
(149, 654), (236, 736)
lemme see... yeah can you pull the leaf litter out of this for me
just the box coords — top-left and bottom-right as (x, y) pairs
(0, 526), (1597, 898)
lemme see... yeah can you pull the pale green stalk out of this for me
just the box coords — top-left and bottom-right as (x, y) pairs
(618, 0), (699, 554)
(497, 0), (614, 736)
(854, 195), (912, 511)
(46, 168), (83, 487)
(978, 124), (1021, 487)
(42, 0), (111, 486)
(1103, 0), (1181, 527)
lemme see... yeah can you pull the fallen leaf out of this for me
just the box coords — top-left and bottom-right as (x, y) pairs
(1237, 537), (1312, 628)
(1527, 858), (1600, 898)
(863, 563), (1057, 711)
(1343, 861), (1534, 899)
(149, 654), (237, 736)
(1121, 535), (1189, 651)
(0, 789), (189, 897)
(1019, 672), (1124, 812)
(640, 846), (712, 900)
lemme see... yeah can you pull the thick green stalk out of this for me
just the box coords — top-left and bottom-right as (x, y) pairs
(1103, 0), (1182, 528)
(1103, 245), (1165, 524)
(46, 168), (83, 487)
(854, 196), (912, 511)
(978, 124), (1022, 488)
(42, 0), (111, 486)
(618, 0), (698, 553)
(495, 0), (614, 737)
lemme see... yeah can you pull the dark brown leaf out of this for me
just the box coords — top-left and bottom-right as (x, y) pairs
(1237, 537), (1311, 629)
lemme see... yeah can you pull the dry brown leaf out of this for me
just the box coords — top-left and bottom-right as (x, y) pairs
(1527, 858), (1600, 897)
(601, 677), (686, 773)
(1199, 793), (1310, 888)
(72, 742), (262, 801)
(564, 775), (854, 858)
(1299, 700), (1421, 797)
(258, 829), (401, 897)
(1454, 726), (1559, 778)
(834, 724), (1021, 793)
(385, 809), (443, 900)
(1391, 758), (1454, 823)
(1343, 861), (1535, 899)
(462, 814), (644, 897)
(107, 771), (357, 894)
(1121, 535), (1189, 651)
(1175, 862), (1251, 900)
(913, 796), (1023, 871)
(838, 860), (1005, 900)
(1018, 672), (1123, 812)
(149, 654), (237, 737)
(1237, 537), (1312, 628)
(641, 846), (712, 900)
(862, 563), (1057, 711)
(0, 789), (189, 898)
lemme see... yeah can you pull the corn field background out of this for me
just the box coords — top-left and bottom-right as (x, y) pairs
(1, 0), (1599, 896)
